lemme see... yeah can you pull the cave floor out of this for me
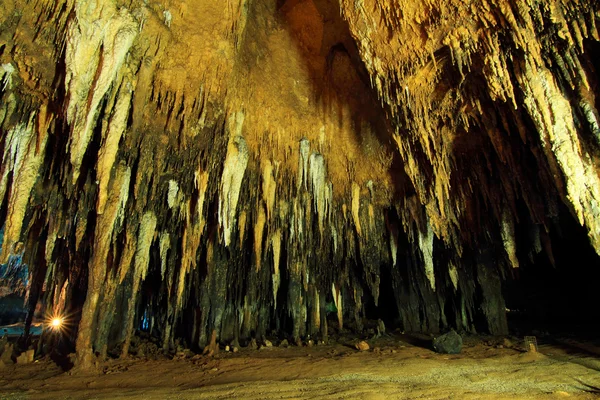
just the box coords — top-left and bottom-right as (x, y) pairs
(1, 334), (600, 399)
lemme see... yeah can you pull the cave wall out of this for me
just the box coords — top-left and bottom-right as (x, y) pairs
(0, 0), (599, 365)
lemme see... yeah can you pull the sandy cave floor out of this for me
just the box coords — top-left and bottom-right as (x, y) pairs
(1, 334), (600, 399)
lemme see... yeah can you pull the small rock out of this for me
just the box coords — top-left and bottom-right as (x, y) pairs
(225, 345), (230, 352)
(502, 338), (513, 348)
(264, 340), (273, 347)
(377, 319), (386, 336)
(249, 338), (258, 350)
(232, 346), (239, 353)
(1, 343), (14, 364)
(432, 330), (462, 354)
(279, 339), (289, 348)
(307, 340), (314, 347)
(355, 341), (370, 351)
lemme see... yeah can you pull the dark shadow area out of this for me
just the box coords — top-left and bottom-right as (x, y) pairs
(541, 338), (600, 375)
(49, 348), (75, 372)
(504, 199), (600, 338)
(396, 332), (434, 350)
(0, 294), (26, 325)
(364, 264), (400, 327)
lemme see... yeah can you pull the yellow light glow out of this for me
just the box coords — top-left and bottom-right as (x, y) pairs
(44, 312), (72, 334)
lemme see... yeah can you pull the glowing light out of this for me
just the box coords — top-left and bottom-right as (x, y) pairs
(42, 311), (72, 335)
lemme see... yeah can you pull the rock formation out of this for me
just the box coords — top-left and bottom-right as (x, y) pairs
(0, 0), (598, 367)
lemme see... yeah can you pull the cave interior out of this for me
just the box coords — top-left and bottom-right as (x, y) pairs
(0, 0), (599, 370)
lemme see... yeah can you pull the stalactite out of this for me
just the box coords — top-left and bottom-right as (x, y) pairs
(332, 283), (343, 330)
(271, 229), (281, 309)
(219, 112), (249, 247)
(0, 116), (47, 263)
(519, 62), (600, 254)
(501, 210), (520, 269)
(309, 153), (327, 237)
(351, 182), (362, 237)
(297, 138), (311, 191)
(64, 2), (138, 184)
(254, 207), (266, 270)
(97, 82), (134, 214)
(418, 222), (435, 291)
(262, 160), (277, 221)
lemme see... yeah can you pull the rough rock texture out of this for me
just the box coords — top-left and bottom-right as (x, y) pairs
(432, 330), (463, 354)
(355, 340), (370, 351)
(15, 348), (34, 364)
(0, 0), (599, 367)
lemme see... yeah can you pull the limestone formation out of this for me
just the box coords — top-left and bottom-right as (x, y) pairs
(0, 0), (598, 368)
